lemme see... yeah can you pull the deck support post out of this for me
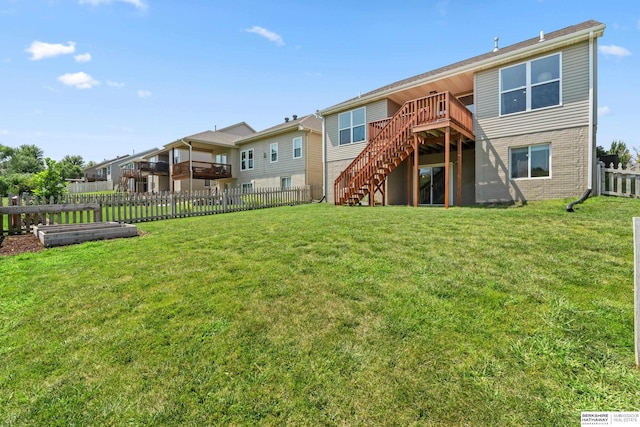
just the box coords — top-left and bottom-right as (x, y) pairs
(413, 134), (419, 207)
(444, 127), (450, 209)
(457, 136), (462, 207)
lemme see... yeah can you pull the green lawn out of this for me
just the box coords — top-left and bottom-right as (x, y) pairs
(1, 197), (639, 425)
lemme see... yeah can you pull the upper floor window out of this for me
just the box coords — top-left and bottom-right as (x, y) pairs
(241, 149), (254, 171)
(510, 143), (551, 179)
(500, 53), (561, 115)
(215, 153), (227, 164)
(270, 143), (278, 163)
(339, 107), (366, 145)
(293, 137), (302, 159)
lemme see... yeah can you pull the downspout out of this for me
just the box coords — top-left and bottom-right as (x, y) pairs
(566, 30), (595, 212)
(320, 112), (327, 203)
(179, 138), (193, 195)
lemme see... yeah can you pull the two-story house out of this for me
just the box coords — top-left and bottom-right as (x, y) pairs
(142, 116), (322, 195)
(320, 20), (605, 207)
(234, 114), (323, 195)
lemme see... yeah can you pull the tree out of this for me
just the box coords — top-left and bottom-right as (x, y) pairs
(5, 144), (45, 174)
(59, 155), (85, 180)
(607, 140), (631, 168)
(30, 158), (66, 200)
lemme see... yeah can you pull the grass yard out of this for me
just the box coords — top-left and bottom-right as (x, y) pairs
(1, 196), (640, 425)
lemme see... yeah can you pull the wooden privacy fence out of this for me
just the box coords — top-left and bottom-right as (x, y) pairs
(1, 186), (314, 235)
(599, 162), (640, 197)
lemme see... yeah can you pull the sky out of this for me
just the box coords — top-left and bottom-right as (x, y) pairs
(0, 0), (638, 163)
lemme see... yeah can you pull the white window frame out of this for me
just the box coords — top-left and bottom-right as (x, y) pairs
(338, 107), (366, 145)
(270, 143), (278, 163)
(241, 149), (254, 171)
(293, 137), (302, 159)
(509, 143), (551, 180)
(241, 182), (253, 193)
(281, 176), (291, 188)
(499, 53), (562, 116)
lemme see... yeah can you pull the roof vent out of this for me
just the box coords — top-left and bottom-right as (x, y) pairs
(292, 114), (298, 120)
(284, 117), (289, 122)
(493, 37), (499, 52)
(539, 30), (545, 42)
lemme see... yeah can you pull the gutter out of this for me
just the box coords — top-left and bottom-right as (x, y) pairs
(320, 112), (327, 202)
(566, 30), (596, 212)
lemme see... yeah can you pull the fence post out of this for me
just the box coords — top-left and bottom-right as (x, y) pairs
(634, 218), (640, 368)
(222, 190), (228, 213)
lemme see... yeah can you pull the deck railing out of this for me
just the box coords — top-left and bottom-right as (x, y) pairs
(172, 161), (232, 180)
(1, 186), (316, 235)
(334, 92), (472, 205)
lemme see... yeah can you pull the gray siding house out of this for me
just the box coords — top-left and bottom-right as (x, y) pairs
(234, 114), (323, 194)
(142, 116), (322, 195)
(320, 20), (605, 206)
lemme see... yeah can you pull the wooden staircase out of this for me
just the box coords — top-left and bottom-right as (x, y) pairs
(333, 92), (473, 206)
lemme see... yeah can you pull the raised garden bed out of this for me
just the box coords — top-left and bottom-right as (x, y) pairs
(33, 222), (138, 248)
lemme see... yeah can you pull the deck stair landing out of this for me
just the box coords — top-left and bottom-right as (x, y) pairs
(333, 92), (473, 206)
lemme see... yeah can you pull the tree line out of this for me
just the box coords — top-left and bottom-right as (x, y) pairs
(0, 143), (94, 199)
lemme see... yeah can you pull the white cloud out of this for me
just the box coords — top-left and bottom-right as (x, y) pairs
(74, 53), (92, 63)
(58, 72), (100, 89)
(137, 90), (152, 98)
(26, 41), (76, 60)
(599, 44), (632, 57)
(79, 0), (147, 10)
(598, 106), (610, 116)
(244, 26), (284, 46)
(107, 80), (125, 88)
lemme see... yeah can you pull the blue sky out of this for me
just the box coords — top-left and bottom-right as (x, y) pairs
(0, 0), (638, 163)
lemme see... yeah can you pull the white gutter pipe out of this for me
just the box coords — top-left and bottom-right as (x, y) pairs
(179, 138), (193, 195)
(587, 30), (595, 191)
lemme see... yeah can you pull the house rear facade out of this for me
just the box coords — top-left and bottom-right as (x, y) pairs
(320, 20), (605, 206)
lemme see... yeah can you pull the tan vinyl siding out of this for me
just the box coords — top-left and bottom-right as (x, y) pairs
(475, 41), (589, 140)
(236, 130), (309, 186)
(305, 132), (323, 188)
(325, 99), (390, 163)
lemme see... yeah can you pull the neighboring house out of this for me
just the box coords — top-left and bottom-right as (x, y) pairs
(234, 114), (323, 193)
(143, 116), (322, 194)
(83, 155), (125, 183)
(118, 148), (162, 192)
(150, 122), (256, 193)
(320, 20), (605, 207)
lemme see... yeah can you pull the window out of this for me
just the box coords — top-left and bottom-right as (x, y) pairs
(270, 143), (278, 163)
(293, 137), (302, 159)
(241, 149), (254, 171)
(106, 165), (111, 176)
(281, 176), (291, 188)
(500, 53), (561, 115)
(510, 144), (551, 179)
(338, 107), (366, 145)
(204, 179), (211, 187)
(215, 153), (227, 164)
(242, 182), (253, 193)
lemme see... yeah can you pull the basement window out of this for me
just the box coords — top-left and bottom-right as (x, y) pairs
(510, 143), (551, 179)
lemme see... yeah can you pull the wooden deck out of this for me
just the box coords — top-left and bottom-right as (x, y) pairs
(172, 161), (232, 180)
(334, 91), (474, 207)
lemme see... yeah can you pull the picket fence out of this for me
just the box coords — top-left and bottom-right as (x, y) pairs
(599, 162), (640, 198)
(0, 186), (314, 235)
